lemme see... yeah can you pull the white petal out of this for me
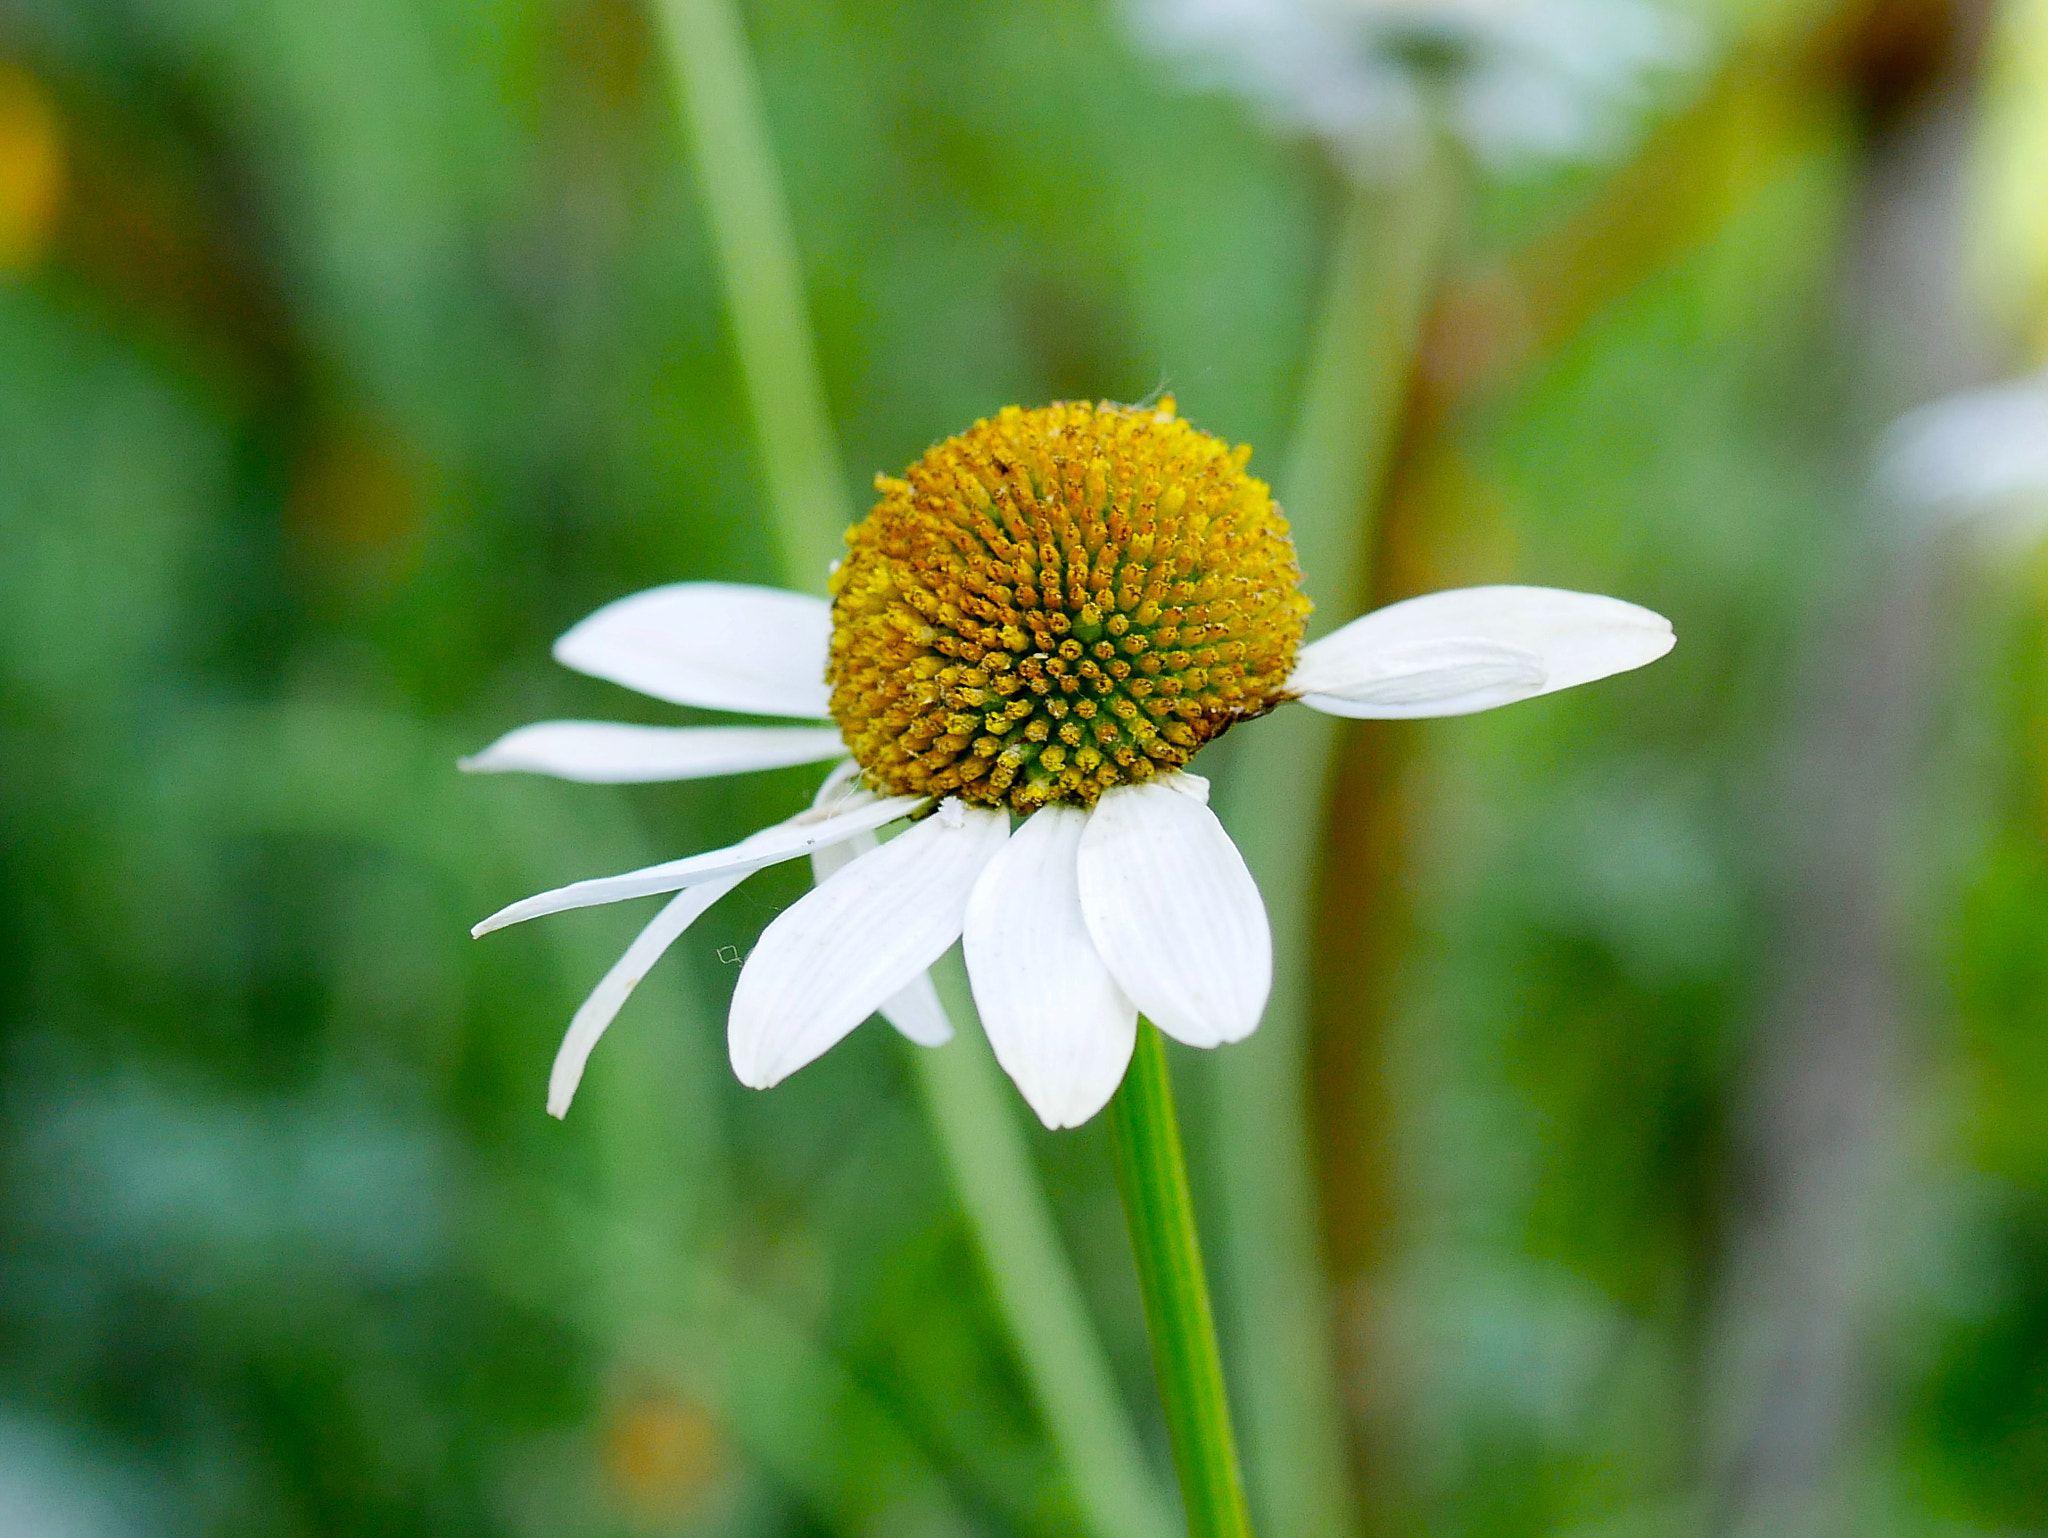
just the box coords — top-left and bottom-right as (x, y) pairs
(964, 805), (1136, 1129)
(809, 825), (958, 1047)
(1289, 585), (1673, 718)
(808, 758), (865, 814)
(1075, 778), (1271, 1048)
(545, 874), (746, 1118)
(810, 827), (873, 887)
(471, 792), (921, 937)
(808, 769), (956, 1048)
(553, 582), (834, 719)
(875, 970), (955, 1048)
(729, 801), (1008, 1088)
(807, 753), (875, 875)
(1291, 639), (1549, 718)
(460, 721), (846, 783)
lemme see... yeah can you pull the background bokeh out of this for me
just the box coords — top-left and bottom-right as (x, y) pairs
(2, 0), (2046, 1534)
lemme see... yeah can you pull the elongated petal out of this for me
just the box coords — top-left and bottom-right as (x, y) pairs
(1291, 639), (1548, 718)
(461, 721), (846, 783)
(874, 970), (954, 1048)
(471, 793), (920, 937)
(546, 874), (746, 1118)
(808, 827), (872, 885)
(812, 825), (955, 1047)
(554, 582), (834, 719)
(730, 802), (1008, 1088)
(964, 805), (1136, 1129)
(1076, 778), (1270, 1048)
(1290, 585), (1673, 718)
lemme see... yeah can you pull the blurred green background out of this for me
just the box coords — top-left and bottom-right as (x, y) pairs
(3, 0), (2047, 1533)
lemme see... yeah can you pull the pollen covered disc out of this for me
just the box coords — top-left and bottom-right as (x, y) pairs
(828, 399), (1311, 812)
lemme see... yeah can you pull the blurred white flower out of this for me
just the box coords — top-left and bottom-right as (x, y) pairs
(467, 403), (1673, 1129)
(1125, 0), (1701, 173)
(1877, 371), (2048, 542)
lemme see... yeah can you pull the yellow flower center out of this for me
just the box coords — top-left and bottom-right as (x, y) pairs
(827, 399), (1311, 812)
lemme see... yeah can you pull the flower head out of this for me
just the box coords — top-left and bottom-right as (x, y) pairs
(830, 401), (1309, 811)
(467, 399), (1673, 1128)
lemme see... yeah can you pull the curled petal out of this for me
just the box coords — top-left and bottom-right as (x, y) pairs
(554, 582), (834, 719)
(1076, 777), (1270, 1049)
(471, 792), (921, 937)
(730, 802), (1008, 1088)
(964, 805), (1136, 1129)
(545, 875), (746, 1118)
(461, 721), (845, 783)
(1290, 585), (1673, 718)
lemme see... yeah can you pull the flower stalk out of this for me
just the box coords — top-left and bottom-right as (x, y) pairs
(922, 959), (1180, 1538)
(649, 0), (847, 589)
(646, 5), (1172, 1534)
(1109, 1020), (1253, 1538)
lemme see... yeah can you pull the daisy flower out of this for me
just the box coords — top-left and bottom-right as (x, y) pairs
(467, 399), (1672, 1128)
(1124, 0), (1699, 174)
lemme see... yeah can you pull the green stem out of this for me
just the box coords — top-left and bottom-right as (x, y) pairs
(919, 961), (1180, 1538)
(1278, 163), (1457, 585)
(647, 8), (1172, 1533)
(1207, 155), (1460, 1538)
(1110, 1020), (1253, 1538)
(650, 0), (852, 584)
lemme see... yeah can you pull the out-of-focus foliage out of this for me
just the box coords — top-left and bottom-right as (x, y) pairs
(1352, 127), (1854, 1533)
(1, 0), (2044, 1535)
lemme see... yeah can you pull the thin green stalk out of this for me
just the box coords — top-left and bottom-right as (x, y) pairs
(1207, 154), (1460, 1538)
(650, 0), (850, 585)
(920, 959), (1180, 1538)
(1277, 162), (1457, 585)
(1110, 1020), (1253, 1538)
(648, 7), (1172, 1534)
